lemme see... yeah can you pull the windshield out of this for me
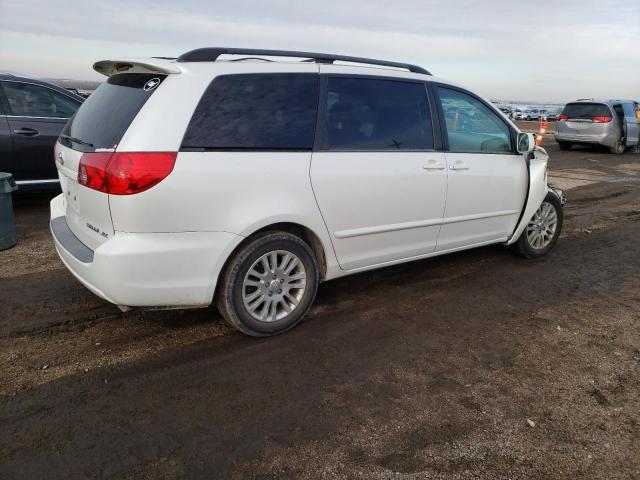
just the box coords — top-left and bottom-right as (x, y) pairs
(60, 73), (165, 152)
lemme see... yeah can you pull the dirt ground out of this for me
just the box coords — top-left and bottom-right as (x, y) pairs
(1, 128), (639, 479)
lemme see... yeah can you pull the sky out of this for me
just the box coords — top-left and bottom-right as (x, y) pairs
(0, 0), (638, 102)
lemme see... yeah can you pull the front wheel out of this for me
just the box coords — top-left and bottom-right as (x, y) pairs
(217, 232), (319, 337)
(514, 193), (563, 258)
(558, 141), (572, 151)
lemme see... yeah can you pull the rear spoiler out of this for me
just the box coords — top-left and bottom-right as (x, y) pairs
(93, 59), (181, 77)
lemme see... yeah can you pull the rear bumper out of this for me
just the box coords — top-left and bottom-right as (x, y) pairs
(50, 194), (243, 308)
(554, 129), (617, 147)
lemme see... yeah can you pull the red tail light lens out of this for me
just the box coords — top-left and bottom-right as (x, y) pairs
(558, 114), (568, 121)
(592, 116), (612, 123)
(78, 152), (176, 195)
(107, 152), (176, 195)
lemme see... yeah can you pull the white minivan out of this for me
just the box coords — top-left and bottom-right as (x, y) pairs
(51, 48), (564, 336)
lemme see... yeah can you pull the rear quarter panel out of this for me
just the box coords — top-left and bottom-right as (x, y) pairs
(109, 62), (338, 276)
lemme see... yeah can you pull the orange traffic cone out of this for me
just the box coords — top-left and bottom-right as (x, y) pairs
(535, 118), (549, 146)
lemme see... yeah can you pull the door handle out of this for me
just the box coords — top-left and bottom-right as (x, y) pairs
(449, 164), (470, 170)
(422, 160), (445, 170)
(13, 128), (39, 136)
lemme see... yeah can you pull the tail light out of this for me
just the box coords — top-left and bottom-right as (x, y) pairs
(558, 114), (568, 121)
(592, 116), (612, 123)
(78, 152), (176, 195)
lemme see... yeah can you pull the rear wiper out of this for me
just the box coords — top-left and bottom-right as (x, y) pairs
(60, 134), (94, 147)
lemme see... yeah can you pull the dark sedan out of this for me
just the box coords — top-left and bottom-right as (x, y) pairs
(0, 73), (84, 191)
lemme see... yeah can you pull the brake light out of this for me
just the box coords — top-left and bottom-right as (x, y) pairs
(558, 114), (568, 121)
(78, 152), (176, 195)
(592, 116), (612, 123)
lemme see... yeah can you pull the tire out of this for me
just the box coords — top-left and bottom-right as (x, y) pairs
(610, 136), (625, 154)
(558, 141), (572, 151)
(514, 193), (563, 258)
(216, 231), (319, 337)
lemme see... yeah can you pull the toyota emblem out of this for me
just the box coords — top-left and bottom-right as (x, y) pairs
(143, 78), (161, 91)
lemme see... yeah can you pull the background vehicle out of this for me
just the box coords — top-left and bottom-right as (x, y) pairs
(50, 48), (562, 337)
(0, 73), (84, 191)
(512, 109), (527, 120)
(555, 99), (640, 153)
(526, 109), (544, 121)
(545, 108), (563, 121)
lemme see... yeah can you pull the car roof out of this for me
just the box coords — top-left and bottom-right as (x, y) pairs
(571, 98), (638, 105)
(95, 47), (434, 80)
(93, 55), (467, 89)
(0, 73), (85, 101)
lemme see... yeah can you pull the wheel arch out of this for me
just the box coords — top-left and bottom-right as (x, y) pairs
(213, 221), (329, 305)
(252, 222), (328, 280)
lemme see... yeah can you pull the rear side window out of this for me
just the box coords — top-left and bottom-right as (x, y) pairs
(182, 74), (319, 150)
(1, 81), (80, 118)
(322, 78), (433, 150)
(562, 103), (611, 119)
(60, 73), (165, 152)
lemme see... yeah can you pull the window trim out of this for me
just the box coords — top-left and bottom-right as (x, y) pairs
(180, 72), (321, 152)
(0, 79), (81, 119)
(315, 74), (438, 152)
(432, 82), (518, 155)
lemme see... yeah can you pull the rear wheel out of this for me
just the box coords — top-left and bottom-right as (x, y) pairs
(515, 193), (563, 258)
(610, 136), (626, 154)
(558, 141), (572, 151)
(217, 232), (319, 337)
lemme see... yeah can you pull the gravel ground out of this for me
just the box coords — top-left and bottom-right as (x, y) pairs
(1, 131), (639, 479)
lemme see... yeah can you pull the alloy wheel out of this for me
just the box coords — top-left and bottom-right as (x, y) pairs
(526, 201), (558, 250)
(242, 250), (307, 322)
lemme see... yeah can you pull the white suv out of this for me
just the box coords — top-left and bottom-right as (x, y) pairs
(50, 48), (563, 336)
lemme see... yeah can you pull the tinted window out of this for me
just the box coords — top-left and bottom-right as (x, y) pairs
(323, 78), (432, 150)
(182, 74), (319, 150)
(60, 73), (165, 152)
(562, 102), (611, 119)
(437, 87), (512, 154)
(2, 81), (80, 118)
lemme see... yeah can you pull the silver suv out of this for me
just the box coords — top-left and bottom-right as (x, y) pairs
(555, 99), (640, 154)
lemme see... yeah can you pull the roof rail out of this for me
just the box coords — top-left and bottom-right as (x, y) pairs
(176, 47), (431, 75)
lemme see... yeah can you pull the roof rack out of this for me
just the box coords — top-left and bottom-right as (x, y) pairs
(176, 47), (431, 75)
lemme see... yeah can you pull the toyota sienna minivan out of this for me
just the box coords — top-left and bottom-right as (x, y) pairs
(51, 47), (564, 336)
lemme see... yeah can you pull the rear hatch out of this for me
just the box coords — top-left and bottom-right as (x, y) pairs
(558, 102), (612, 135)
(55, 73), (166, 250)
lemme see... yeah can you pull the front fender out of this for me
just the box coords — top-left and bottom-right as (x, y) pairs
(506, 147), (549, 245)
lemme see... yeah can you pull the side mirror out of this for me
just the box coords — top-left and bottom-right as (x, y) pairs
(517, 132), (536, 154)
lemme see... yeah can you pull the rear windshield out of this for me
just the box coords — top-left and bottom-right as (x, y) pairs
(562, 102), (611, 119)
(60, 73), (165, 152)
